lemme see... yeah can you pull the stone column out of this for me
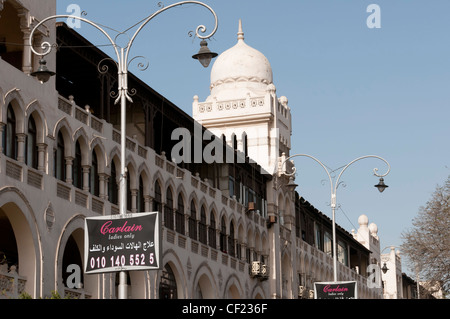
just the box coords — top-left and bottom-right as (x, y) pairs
(65, 156), (73, 184)
(0, 123), (4, 154)
(16, 133), (26, 163)
(37, 143), (47, 172)
(99, 173), (108, 200)
(130, 189), (137, 213)
(82, 165), (90, 192)
(144, 195), (151, 212)
(18, 8), (32, 74)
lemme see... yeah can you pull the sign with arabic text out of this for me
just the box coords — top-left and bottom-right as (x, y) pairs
(314, 281), (358, 299)
(84, 212), (161, 274)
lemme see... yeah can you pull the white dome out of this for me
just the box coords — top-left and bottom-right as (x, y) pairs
(358, 214), (369, 227)
(209, 20), (273, 99)
(368, 223), (378, 235)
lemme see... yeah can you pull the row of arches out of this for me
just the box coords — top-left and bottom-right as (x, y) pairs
(0, 185), (268, 299)
(0, 91), (273, 298)
(0, 92), (270, 248)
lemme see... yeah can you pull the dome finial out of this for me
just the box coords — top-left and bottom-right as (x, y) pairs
(238, 19), (244, 42)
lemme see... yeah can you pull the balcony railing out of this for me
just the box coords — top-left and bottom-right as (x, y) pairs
(0, 264), (26, 299)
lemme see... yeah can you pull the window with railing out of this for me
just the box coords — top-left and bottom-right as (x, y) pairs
(199, 206), (207, 245)
(26, 115), (38, 169)
(175, 194), (185, 235)
(90, 150), (99, 197)
(228, 221), (235, 257)
(164, 187), (174, 230)
(72, 141), (82, 189)
(136, 175), (144, 213)
(54, 131), (65, 181)
(338, 240), (348, 266)
(159, 264), (177, 299)
(220, 216), (227, 253)
(324, 231), (332, 257)
(189, 200), (197, 240)
(153, 181), (162, 213)
(4, 104), (17, 160)
(208, 211), (216, 249)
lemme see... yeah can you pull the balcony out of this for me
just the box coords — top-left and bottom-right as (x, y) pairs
(250, 261), (269, 281)
(0, 264), (26, 299)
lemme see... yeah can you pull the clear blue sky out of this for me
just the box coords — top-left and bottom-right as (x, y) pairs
(56, 0), (450, 272)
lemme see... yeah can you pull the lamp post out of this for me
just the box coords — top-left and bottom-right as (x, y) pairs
(281, 154), (390, 282)
(29, 1), (218, 299)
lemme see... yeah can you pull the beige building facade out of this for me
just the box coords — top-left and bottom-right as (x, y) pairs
(1, 0), (388, 299)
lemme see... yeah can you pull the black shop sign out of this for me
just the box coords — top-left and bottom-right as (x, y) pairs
(314, 281), (358, 299)
(84, 212), (161, 274)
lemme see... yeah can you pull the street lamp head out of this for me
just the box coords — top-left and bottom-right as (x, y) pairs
(31, 58), (56, 83)
(287, 177), (298, 193)
(381, 262), (389, 274)
(375, 177), (389, 193)
(192, 40), (218, 68)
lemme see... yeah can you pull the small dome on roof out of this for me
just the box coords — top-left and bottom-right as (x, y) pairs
(369, 223), (378, 236)
(358, 214), (369, 227)
(209, 20), (273, 99)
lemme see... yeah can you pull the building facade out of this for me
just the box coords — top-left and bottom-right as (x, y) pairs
(1, 0), (387, 299)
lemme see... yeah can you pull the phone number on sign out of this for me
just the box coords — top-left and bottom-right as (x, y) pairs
(90, 253), (156, 269)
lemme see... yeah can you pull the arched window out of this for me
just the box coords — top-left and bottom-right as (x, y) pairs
(176, 194), (185, 235)
(164, 187), (174, 230)
(109, 161), (118, 205)
(228, 221), (236, 257)
(153, 181), (162, 212)
(90, 151), (99, 196)
(137, 175), (144, 213)
(26, 115), (38, 169)
(208, 211), (216, 249)
(220, 216), (227, 253)
(62, 233), (83, 289)
(54, 131), (65, 181)
(199, 206), (207, 244)
(159, 264), (177, 299)
(4, 104), (17, 160)
(73, 141), (82, 189)
(189, 200), (197, 240)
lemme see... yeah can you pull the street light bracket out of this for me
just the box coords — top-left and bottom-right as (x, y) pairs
(280, 153), (391, 282)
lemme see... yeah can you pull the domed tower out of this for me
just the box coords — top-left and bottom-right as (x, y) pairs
(193, 20), (292, 175)
(354, 214), (381, 266)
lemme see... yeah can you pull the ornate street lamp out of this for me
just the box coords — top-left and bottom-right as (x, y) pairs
(381, 262), (389, 274)
(30, 58), (55, 83)
(29, 1), (218, 299)
(281, 154), (391, 282)
(375, 177), (389, 193)
(286, 176), (298, 193)
(192, 39), (218, 68)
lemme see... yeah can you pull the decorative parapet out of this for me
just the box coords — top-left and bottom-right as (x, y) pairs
(0, 264), (27, 299)
(196, 97), (266, 114)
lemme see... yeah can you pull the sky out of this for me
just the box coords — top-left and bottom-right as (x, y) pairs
(55, 0), (450, 273)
